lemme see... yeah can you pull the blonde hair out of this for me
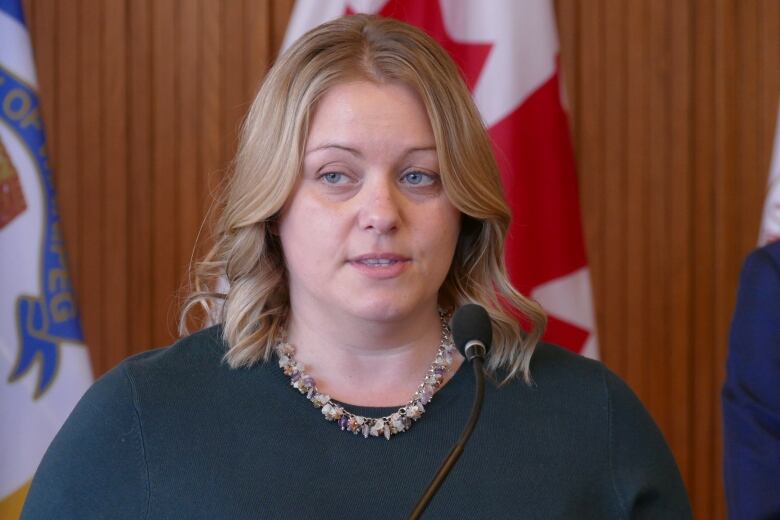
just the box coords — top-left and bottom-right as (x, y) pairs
(181, 14), (546, 383)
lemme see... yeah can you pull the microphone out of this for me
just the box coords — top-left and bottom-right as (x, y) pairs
(451, 303), (492, 361)
(407, 304), (491, 520)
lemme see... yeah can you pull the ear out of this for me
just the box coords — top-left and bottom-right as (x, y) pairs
(266, 214), (281, 236)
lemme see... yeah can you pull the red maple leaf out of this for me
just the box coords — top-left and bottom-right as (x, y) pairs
(346, 0), (492, 92)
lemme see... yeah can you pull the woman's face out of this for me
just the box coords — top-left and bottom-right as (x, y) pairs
(278, 80), (461, 324)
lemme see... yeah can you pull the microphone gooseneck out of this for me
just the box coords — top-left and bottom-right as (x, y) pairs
(407, 304), (491, 520)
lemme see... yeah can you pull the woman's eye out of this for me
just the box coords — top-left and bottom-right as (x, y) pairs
(320, 172), (347, 184)
(401, 170), (436, 186)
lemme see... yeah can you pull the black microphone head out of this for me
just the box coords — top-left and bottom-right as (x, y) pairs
(451, 304), (492, 359)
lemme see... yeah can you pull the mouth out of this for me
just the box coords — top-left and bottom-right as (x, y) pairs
(348, 254), (411, 277)
(353, 258), (404, 267)
(349, 253), (410, 266)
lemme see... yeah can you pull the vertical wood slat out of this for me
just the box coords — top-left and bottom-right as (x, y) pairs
(176, 0), (201, 320)
(665, 0), (693, 486)
(245, 0), (272, 95)
(151, 0), (178, 344)
(53, 0), (81, 313)
(271, 0), (296, 57)
(199, 0), (223, 222)
(600, 0), (627, 378)
(103, 0), (129, 361)
(691, 0), (718, 515)
(644, 0), (668, 431)
(737, 1), (761, 254)
(128, 0), (153, 355)
(712, 3), (739, 519)
(624, 0), (648, 403)
(78, 0), (103, 365)
(576, 0), (603, 364)
(222, 0), (245, 165)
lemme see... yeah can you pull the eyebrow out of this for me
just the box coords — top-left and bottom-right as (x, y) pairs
(304, 143), (437, 157)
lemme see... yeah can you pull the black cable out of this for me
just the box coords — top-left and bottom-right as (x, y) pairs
(407, 357), (485, 520)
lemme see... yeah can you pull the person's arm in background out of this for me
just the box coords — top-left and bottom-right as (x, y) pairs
(722, 241), (780, 519)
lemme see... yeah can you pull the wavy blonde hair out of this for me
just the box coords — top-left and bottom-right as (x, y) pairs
(181, 14), (546, 382)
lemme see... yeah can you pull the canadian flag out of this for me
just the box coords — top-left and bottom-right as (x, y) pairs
(283, 0), (598, 358)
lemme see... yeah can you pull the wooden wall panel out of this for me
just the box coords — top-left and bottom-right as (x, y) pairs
(150, 0), (177, 344)
(103, 0), (129, 388)
(667, 0), (694, 494)
(176, 0), (201, 306)
(553, 0), (780, 517)
(127, 0), (153, 357)
(21, 0), (780, 517)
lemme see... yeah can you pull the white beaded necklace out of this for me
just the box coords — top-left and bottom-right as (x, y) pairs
(275, 311), (456, 439)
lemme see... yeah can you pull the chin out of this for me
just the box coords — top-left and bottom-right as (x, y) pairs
(339, 294), (434, 324)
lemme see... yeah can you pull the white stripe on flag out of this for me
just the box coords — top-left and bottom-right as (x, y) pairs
(759, 102), (780, 246)
(0, 10), (37, 88)
(440, 0), (558, 126)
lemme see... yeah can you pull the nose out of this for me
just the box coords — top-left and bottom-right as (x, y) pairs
(357, 175), (401, 234)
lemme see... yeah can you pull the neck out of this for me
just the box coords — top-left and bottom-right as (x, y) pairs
(285, 304), (462, 407)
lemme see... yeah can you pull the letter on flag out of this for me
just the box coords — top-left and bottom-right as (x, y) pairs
(0, 1), (93, 516)
(283, 0), (599, 357)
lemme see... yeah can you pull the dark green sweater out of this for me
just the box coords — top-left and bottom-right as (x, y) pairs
(21, 326), (691, 519)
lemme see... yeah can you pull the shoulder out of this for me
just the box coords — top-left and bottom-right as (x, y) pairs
(494, 342), (645, 438)
(121, 324), (227, 377)
(739, 242), (780, 285)
(730, 243), (780, 348)
(526, 343), (663, 439)
(21, 326), (230, 518)
(491, 343), (691, 516)
(54, 324), (231, 443)
(755, 240), (780, 264)
(527, 341), (613, 400)
(44, 324), (227, 440)
(116, 325), (246, 416)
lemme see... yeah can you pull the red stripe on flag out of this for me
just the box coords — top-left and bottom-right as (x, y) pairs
(489, 68), (588, 295)
(545, 314), (590, 353)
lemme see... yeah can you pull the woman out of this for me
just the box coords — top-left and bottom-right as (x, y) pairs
(22, 15), (691, 519)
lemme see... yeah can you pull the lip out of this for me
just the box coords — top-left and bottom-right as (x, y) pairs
(348, 253), (411, 279)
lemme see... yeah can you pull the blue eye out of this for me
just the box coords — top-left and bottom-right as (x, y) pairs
(401, 170), (436, 186)
(320, 172), (346, 184)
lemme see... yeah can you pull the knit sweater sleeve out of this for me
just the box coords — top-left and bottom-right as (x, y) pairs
(20, 362), (149, 519)
(604, 369), (692, 519)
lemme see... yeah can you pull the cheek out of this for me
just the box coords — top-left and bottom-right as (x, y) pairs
(424, 207), (462, 265)
(278, 197), (344, 269)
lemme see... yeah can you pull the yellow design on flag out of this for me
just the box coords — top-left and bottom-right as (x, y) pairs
(0, 481), (30, 519)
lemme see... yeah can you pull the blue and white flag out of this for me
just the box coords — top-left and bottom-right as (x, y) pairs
(0, 1), (92, 516)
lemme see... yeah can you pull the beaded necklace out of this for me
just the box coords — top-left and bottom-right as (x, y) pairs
(275, 311), (456, 439)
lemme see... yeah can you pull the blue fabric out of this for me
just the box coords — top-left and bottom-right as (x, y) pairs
(0, 0), (26, 26)
(723, 241), (780, 519)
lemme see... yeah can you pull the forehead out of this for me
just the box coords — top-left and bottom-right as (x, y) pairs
(306, 80), (436, 150)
